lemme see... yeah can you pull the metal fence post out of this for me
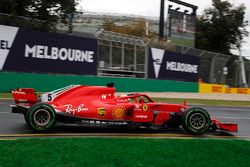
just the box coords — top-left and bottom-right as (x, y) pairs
(144, 46), (148, 79)
(109, 41), (112, 67)
(134, 45), (137, 71)
(209, 55), (216, 83)
(121, 42), (125, 69)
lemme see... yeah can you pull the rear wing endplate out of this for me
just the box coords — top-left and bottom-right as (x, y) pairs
(11, 88), (38, 106)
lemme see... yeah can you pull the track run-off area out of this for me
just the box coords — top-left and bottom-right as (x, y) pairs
(0, 99), (250, 140)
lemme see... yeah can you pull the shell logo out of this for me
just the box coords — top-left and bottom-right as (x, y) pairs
(112, 107), (126, 119)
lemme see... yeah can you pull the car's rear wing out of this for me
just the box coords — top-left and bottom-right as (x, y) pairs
(11, 88), (39, 106)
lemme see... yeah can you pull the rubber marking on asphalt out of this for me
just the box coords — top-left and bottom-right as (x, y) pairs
(213, 116), (250, 120)
(204, 107), (250, 112)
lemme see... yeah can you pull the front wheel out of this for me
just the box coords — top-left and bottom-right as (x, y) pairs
(182, 107), (211, 135)
(25, 102), (56, 131)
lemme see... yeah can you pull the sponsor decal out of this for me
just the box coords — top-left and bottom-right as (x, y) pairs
(98, 108), (106, 117)
(142, 104), (148, 111)
(117, 99), (125, 102)
(64, 104), (88, 115)
(24, 44), (94, 63)
(17, 99), (28, 102)
(101, 93), (112, 99)
(212, 86), (223, 93)
(11, 91), (26, 95)
(225, 88), (232, 94)
(237, 88), (248, 94)
(135, 115), (148, 119)
(151, 48), (165, 78)
(112, 107), (126, 119)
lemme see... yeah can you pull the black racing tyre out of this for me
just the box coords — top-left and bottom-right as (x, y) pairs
(25, 102), (56, 131)
(182, 107), (211, 135)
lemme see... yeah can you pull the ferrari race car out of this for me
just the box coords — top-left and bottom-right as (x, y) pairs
(11, 84), (238, 135)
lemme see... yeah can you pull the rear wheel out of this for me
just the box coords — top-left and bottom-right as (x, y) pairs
(25, 103), (56, 131)
(182, 107), (211, 135)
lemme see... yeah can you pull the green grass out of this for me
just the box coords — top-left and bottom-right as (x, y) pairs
(0, 138), (249, 167)
(154, 98), (250, 107)
(169, 36), (194, 47)
(0, 93), (12, 98)
(0, 92), (42, 99)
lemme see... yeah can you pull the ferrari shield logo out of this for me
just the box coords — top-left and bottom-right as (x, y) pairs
(142, 104), (148, 111)
(98, 108), (106, 117)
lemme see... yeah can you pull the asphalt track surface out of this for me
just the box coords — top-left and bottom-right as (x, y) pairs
(0, 99), (249, 139)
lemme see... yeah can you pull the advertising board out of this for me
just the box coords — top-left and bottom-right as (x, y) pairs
(0, 25), (97, 75)
(148, 47), (200, 82)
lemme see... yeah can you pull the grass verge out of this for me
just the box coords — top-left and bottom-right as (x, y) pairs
(0, 138), (249, 167)
(0, 93), (12, 99)
(1, 93), (249, 107)
(154, 98), (250, 107)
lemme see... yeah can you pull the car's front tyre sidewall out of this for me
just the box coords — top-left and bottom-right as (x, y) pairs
(183, 107), (211, 135)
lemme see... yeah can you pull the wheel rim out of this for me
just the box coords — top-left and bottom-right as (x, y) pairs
(33, 109), (51, 126)
(189, 113), (206, 130)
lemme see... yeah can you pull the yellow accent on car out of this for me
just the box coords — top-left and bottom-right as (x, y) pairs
(113, 107), (126, 119)
(98, 108), (106, 117)
(142, 104), (148, 111)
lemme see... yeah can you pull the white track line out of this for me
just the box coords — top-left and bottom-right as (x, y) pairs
(204, 107), (250, 112)
(213, 116), (250, 120)
(0, 98), (11, 100)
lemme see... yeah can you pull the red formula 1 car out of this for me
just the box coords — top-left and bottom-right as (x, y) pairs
(11, 84), (238, 135)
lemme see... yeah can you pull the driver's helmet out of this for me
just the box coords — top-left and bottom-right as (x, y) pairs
(139, 97), (144, 103)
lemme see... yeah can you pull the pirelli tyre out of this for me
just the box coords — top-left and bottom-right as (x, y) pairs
(25, 102), (56, 131)
(182, 107), (211, 135)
